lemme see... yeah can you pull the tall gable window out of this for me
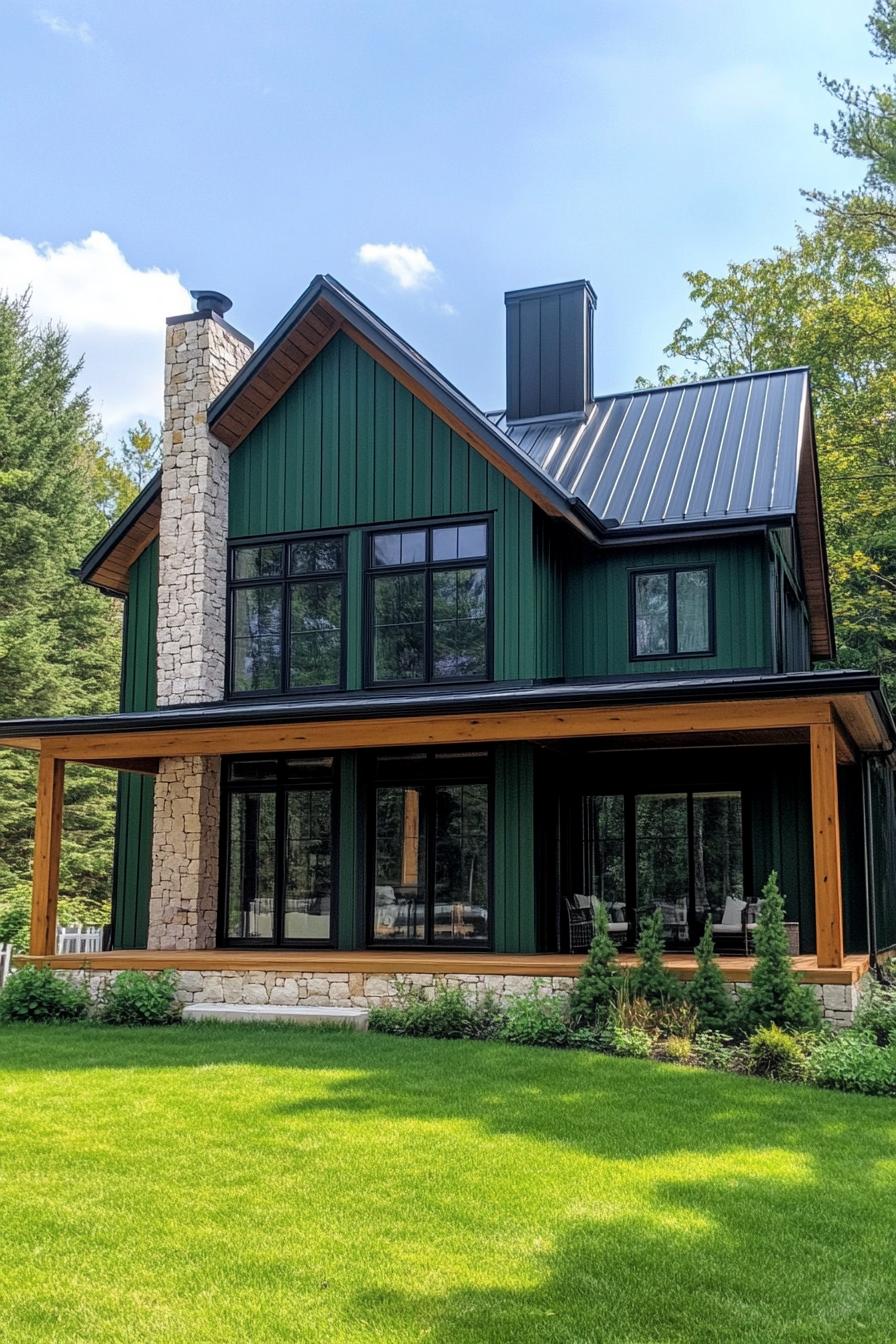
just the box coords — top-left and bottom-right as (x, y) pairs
(630, 566), (713, 659)
(229, 535), (345, 696)
(367, 520), (490, 685)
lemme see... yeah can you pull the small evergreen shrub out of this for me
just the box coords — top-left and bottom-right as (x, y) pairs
(0, 963), (90, 1022)
(736, 872), (822, 1034)
(499, 984), (572, 1048)
(97, 969), (181, 1026)
(687, 921), (734, 1032)
(630, 910), (683, 1006)
(745, 1024), (809, 1082)
(809, 1030), (896, 1096)
(568, 901), (622, 1028)
(853, 983), (896, 1045)
(608, 1025), (652, 1058)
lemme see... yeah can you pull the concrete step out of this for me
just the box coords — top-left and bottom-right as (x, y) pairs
(182, 1002), (369, 1029)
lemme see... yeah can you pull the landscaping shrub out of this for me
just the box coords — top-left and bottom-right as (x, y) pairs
(608, 1025), (652, 1058)
(0, 964), (89, 1022)
(736, 872), (822, 1034)
(687, 921), (734, 1032)
(853, 982), (896, 1045)
(661, 1035), (694, 1063)
(611, 981), (654, 1032)
(653, 1000), (698, 1041)
(809, 1029), (896, 1096)
(745, 1024), (810, 1082)
(368, 982), (503, 1040)
(97, 969), (181, 1026)
(630, 910), (683, 1006)
(499, 984), (572, 1048)
(692, 1030), (740, 1071)
(568, 901), (622, 1028)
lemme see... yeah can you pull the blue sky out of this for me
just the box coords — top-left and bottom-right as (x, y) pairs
(0, 0), (880, 441)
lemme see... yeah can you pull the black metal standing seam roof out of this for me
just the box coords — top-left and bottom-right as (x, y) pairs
(489, 367), (808, 531)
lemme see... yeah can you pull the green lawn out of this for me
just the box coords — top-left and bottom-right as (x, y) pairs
(1, 1025), (895, 1344)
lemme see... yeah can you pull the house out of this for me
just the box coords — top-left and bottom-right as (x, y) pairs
(3, 275), (895, 1024)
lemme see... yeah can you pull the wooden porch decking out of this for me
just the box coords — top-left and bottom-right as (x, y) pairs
(16, 948), (870, 985)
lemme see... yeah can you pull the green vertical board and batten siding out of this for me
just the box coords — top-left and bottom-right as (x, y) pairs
(229, 331), (539, 684)
(111, 539), (157, 949)
(564, 535), (773, 677)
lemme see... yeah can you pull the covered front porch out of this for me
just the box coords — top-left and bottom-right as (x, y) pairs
(5, 673), (892, 1007)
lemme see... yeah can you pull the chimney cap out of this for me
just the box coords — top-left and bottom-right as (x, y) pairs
(190, 289), (233, 317)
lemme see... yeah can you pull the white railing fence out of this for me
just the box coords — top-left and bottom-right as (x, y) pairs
(56, 924), (104, 955)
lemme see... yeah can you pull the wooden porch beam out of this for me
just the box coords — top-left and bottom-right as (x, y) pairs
(29, 753), (65, 957)
(16, 695), (836, 763)
(810, 721), (844, 969)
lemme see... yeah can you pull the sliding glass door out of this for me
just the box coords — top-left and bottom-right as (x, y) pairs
(578, 787), (745, 948)
(222, 756), (336, 945)
(371, 753), (490, 947)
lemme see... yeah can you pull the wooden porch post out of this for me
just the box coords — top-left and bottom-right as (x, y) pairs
(29, 753), (65, 956)
(810, 721), (844, 969)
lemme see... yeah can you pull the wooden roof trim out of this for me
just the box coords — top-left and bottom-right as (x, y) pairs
(795, 390), (836, 661)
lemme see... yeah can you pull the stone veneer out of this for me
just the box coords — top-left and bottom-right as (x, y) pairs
(58, 967), (872, 1028)
(148, 310), (252, 952)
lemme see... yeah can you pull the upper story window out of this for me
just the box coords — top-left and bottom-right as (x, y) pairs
(229, 534), (345, 696)
(630, 565), (714, 659)
(367, 520), (490, 685)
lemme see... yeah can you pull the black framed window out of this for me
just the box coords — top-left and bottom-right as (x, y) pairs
(367, 520), (490, 685)
(370, 751), (490, 947)
(221, 755), (336, 945)
(228, 534), (346, 696)
(630, 565), (713, 659)
(579, 787), (744, 948)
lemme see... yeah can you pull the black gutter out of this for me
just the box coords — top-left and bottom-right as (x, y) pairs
(77, 472), (162, 591)
(1, 669), (892, 742)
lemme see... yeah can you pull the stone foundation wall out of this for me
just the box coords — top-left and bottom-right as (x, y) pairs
(57, 966), (870, 1027)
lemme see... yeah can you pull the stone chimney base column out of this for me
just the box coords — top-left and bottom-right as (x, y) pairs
(148, 756), (221, 951)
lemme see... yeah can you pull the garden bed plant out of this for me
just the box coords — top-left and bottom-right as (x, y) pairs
(370, 872), (896, 1097)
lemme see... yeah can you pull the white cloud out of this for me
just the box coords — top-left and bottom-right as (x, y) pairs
(357, 242), (437, 290)
(37, 13), (93, 44)
(0, 230), (192, 439)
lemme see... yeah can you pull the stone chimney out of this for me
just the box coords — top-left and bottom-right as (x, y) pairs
(157, 290), (253, 705)
(148, 291), (253, 951)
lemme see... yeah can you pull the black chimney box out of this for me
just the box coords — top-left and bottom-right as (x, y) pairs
(505, 279), (595, 423)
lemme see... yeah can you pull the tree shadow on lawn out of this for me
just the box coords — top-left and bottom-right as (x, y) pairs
(3, 1026), (896, 1339)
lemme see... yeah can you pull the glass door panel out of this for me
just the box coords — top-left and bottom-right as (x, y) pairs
(226, 792), (277, 940)
(433, 783), (488, 943)
(692, 791), (744, 923)
(635, 793), (689, 945)
(283, 788), (332, 941)
(373, 786), (426, 941)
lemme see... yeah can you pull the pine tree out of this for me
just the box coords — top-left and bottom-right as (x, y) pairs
(688, 920), (734, 1032)
(736, 872), (823, 1033)
(0, 294), (124, 935)
(569, 902), (622, 1028)
(631, 909), (683, 1006)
